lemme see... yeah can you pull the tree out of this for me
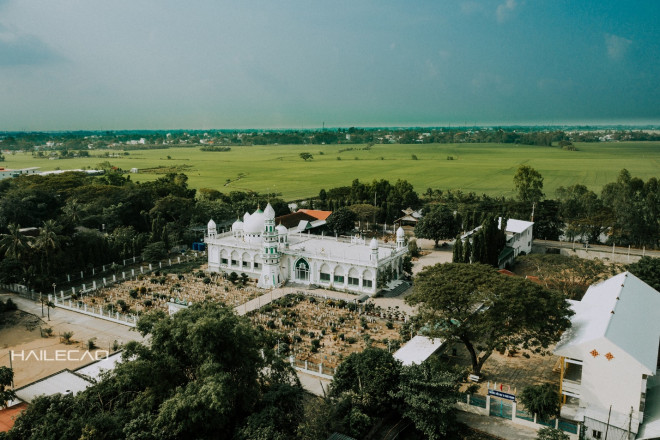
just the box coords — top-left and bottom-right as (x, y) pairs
(299, 152), (313, 161)
(627, 257), (660, 292)
(514, 165), (544, 204)
(325, 207), (357, 235)
(515, 254), (615, 300)
(0, 224), (29, 260)
(0, 366), (16, 408)
(141, 241), (168, 262)
(347, 203), (379, 228)
(407, 263), (573, 375)
(452, 235), (462, 262)
(393, 359), (462, 439)
(7, 303), (303, 440)
(519, 384), (560, 421)
(330, 347), (401, 417)
(556, 184), (606, 242)
(414, 206), (459, 247)
(537, 427), (570, 440)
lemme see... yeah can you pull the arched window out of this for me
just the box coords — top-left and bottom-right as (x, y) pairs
(295, 258), (310, 281)
(319, 263), (331, 283)
(348, 267), (360, 286)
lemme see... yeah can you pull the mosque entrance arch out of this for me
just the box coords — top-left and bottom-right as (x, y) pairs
(295, 258), (310, 281)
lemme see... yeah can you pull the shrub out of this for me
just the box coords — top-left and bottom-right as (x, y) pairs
(386, 321), (394, 329)
(129, 289), (138, 299)
(43, 327), (53, 337)
(346, 337), (357, 344)
(519, 384), (560, 421)
(537, 427), (569, 440)
(61, 331), (74, 344)
(87, 338), (97, 350)
(143, 299), (153, 307)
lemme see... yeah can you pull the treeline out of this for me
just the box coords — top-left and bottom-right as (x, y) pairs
(0, 171), (288, 290)
(313, 178), (421, 225)
(2, 128), (659, 151)
(310, 168), (659, 249)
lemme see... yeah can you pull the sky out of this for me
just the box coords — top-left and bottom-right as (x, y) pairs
(0, 0), (658, 130)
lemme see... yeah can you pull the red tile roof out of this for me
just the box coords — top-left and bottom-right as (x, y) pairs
(297, 209), (332, 221)
(0, 402), (28, 432)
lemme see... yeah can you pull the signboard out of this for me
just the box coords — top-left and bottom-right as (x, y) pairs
(488, 389), (516, 401)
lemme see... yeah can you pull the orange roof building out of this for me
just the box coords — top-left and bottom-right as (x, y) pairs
(297, 209), (332, 221)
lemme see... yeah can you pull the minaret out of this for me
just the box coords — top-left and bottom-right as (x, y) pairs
(396, 226), (405, 250)
(207, 219), (217, 238)
(370, 237), (379, 262)
(258, 203), (281, 288)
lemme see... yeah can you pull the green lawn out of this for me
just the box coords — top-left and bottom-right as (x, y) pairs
(4, 142), (659, 200)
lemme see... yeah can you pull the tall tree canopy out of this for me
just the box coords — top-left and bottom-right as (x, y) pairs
(407, 263), (573, 375)
(325, 207), (357, 235)
(414, 205), (459, 247)
(627, 256), (660, 292)
(6, 303), (304, 440)
(514, 165), (545, 204)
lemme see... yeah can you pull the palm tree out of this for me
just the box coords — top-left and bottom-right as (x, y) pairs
(0, 224), (29, 260)
(35, 220), (62, 276)
(63, 198), (84, 225)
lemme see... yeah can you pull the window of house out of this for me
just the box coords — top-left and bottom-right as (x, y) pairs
(221, 258), (228, 265)
(348, 277), (359, 286)
(592, 430), (602, 439)
(242, 261), (249, 268)
(231, 259), (237, 266)
(363, 279), (373, 288)
(334, 275), (344, 283)
(254, 262), (260, 269)
(320, 273), (330, 282)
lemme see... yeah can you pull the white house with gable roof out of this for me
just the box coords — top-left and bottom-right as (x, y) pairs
(554, 272), (660, 440)
(205, 203), (408, 295)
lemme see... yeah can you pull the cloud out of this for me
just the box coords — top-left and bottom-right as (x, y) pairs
(496, 0), (517, 23)
(605, 33), (632, 61)
(0, 24), (65, 67)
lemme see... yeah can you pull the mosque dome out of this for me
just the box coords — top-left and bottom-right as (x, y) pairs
(396, 226), (405, 239)
(207, 219), (216, 229)
(370, 238), (379, 250)
(243, 212), (251, 222)
(231, 218), (244, 231)
(276, 223), (288, 235)
(244, 208), (266, 234)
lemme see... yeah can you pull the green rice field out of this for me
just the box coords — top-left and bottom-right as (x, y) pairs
(3, 142), (659, 200)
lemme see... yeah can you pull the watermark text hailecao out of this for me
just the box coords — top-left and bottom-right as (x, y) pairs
(10, 350), (109, 362)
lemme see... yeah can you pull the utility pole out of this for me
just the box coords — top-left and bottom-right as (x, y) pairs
(604, 404), (612, 440)
(531, 202), (536, 222)
(627, 406), (633, 440)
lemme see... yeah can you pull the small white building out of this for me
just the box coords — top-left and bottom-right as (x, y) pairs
(554, 272), (660, 440)
(205, 203), (408, 295)
(498, 218), (534, 257)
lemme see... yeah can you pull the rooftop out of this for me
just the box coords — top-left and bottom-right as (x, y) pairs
(393, 335), (444, 366)
(554, 272), (660, 374)
(14, 369), (92, 404)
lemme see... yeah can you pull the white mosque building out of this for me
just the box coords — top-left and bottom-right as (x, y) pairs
(205, 203), (408, 295)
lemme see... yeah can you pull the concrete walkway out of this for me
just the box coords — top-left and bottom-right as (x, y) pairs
(0, 293), (143, 348)
(456, 411), (539, 440)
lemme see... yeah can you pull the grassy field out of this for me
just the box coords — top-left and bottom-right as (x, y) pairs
(3, 142), (659, 200)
